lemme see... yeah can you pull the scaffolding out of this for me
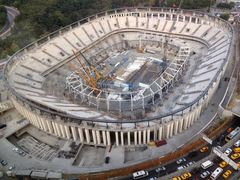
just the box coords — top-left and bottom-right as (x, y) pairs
(17, 136), (57, 162)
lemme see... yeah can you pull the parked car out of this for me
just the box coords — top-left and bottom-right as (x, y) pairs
(177, 165), (186, 171)
(231, 153), (240, 160)
(227, 127), (234, 133)
(224, 148), (232, 156)
(234, 140), (240, 147)
(188, 151), (198, 158)
(12, 147), (19, 153)
(176, 158), (186, 164)
(214, 157), (221, 163)
(19, 151), (26, 156)
(105, 156), (110, 164)
(0, 159), (7, 166)
(8, 165), (15, 171)
(200, 146), (209, 153)
(219, 161), (228, 168)
(191, 168), (200, 175)
(222, 170), (232, 178)
(181, 173), (191, 180)
(155, 166), (166, 173)
(186, 161), (195, 167)
(200, 171), (210, 178)
(218, 135), (225, 142)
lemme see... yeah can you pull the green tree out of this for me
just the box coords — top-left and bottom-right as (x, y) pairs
(13, 1), (21, 8)
(220, 14), (230, 21)
(9, 43), (20, 55)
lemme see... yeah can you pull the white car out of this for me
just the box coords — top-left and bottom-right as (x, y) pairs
(234, 140), (240, 147)
(155, 166), (166, 173)
(201, 171), (210, 178)
(12, 147), (19, 153)
(224, 148), (232, 156)
(177, 165), (186, 171)
(176, 158), (186, 164)
(186, 161), (195, 167)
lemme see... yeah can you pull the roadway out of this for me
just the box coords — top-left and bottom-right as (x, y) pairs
(123, 117), (240, 180)
(0, 6), (19, 39)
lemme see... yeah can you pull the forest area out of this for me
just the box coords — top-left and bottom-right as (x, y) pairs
(0, 0), (214, 58)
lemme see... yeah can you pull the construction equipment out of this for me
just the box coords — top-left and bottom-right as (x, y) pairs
(104, 67), (115, 81)
(73, 50), (102, 80)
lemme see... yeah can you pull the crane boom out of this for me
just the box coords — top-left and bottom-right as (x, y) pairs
(78, 51), (102, 80)
(68, 62), (95, 88)
(72, 50), (97, 87)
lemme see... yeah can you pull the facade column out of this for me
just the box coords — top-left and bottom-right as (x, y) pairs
(85, 129), (90, 143)
(166, 124), (170, 138)
(52, 122), (57, 136)
(134, 131), (137, 145)
(128, 131), (131, 146)
(143, 130), (146, 144)
(41, 118), (48, 131)
(169, 123), (174, 137)
(102, 131), (107, 145)
(179, 119), (183, 133)
(46, 120), (53, 134)
(92, 130), (97, 144)
(138, 131), (141, 145)
(174, 121), (178, 135)
(106, 131), (111, 146)
(96, 130), (101, 144)
(60, 124), (66, 138)
(158, 126), (162, 140)
(56, 123), (62, 137)
(71, 126), (78, 141)
(147, 129), (150, 143)
(183, 16), (185, 22)
(184, 116), (189, 130)
(78, 128), (84, 142)
(115, 131), (119, 146)
(121, 132), (124, 146)
(64, 125), (71, 139)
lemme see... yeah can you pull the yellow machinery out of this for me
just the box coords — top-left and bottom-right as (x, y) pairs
(72, 49), (102, 80)
(104, 67), (115, 81)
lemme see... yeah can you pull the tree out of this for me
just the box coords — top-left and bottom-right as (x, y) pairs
(13, 1), (21, 8)
(220, 14), (230, 21)
(9, 43), (20, 55)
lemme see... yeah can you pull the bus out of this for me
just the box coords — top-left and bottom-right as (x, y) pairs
(132, 170), (149, 179)
(225, 127), (240, 142)
(210, 167), (223, 180)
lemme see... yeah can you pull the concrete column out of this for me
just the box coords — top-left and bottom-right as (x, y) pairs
(64, 126), (71, 139)
(195, 18), (198, 23)
(128, 132), (131, 146)
(46, 120), (53, 133)
(115, 131), (119, 146)
(147, 129), (150, 143)
(158, 126), (162, 140)
(183, 117), (189, 130)
(143, 130), (146, 144)
(92, 130), (97, 144)
(106, 131), (111, 145)
(36, 115), (43, 129)
(60, 124), (66, 138)
(102, 131), (107, 145)
(55, 123), (62, 137)
(71, 126), (77, 141)
(179, 119), (183, 133)
(121, 132), (124, 146)
(166, 124), (170, 138)
(52, 122), (57, 136)
(96, 130), (101, 144)
(174, 121), (178, 135)
(41, 118), (48, 131)
(134, 131), (137, 145)
(85, 129), (90, 143)
(78, 128), (84, 142)
(170, 14), (173, 21)
(169, 123), (174, 137)
(138, 131), (141, 145)
(177, 15), (179, 21)
(189, 16), (192, 23)
(183, 16), (185, 22)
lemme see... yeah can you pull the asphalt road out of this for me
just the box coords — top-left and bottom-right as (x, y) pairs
(0, 6), (19, 39)
(122, 117), (240, 180)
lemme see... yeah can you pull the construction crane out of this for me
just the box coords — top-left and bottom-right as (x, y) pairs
(104, 67), (115, 81)
(72, 50), (102, 80)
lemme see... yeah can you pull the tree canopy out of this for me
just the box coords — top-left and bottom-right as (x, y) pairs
(220, 13), (230, 21)
(0, 0), (218, 58)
